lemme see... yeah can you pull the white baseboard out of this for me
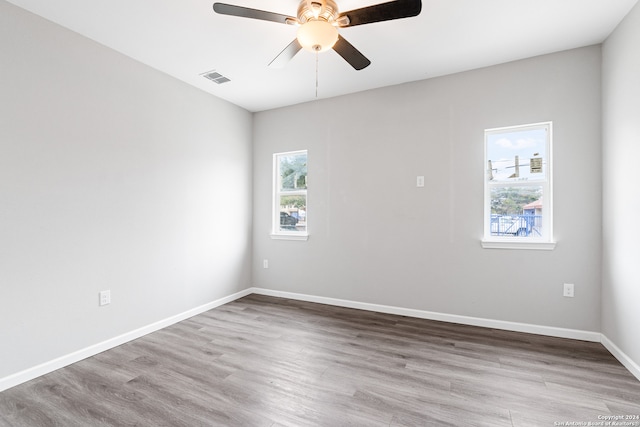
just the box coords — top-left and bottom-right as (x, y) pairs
(4, 287), (638, 392)
(250, 287), (602, 342)
(0, 288), (253, 392)
(251, 288), (640, 381)
(601, 334), (640, 381)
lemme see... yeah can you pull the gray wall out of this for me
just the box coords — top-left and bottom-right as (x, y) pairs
(0, 1), (253, 379)
(253, 46), (603, 332)
(602, 2), (640, 369)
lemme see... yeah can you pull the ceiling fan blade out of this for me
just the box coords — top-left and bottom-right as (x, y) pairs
(333, 36), (371, 70)
(337, 0), (421, 27)
(213, 3), (296, 24)
(268, 39), (303, 68)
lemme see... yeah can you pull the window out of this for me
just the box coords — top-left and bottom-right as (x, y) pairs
(482, 122), (555, 250)
(272, 150), (308, 240)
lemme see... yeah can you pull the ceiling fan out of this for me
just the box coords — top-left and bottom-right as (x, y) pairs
(212, 0), (422, 70)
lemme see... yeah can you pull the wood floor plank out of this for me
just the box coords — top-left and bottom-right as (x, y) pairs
(1, 294), (639, 426)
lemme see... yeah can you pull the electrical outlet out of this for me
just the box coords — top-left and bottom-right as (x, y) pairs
(99, 290), (111, 306)
(563, 283), (574, 298)
(263, 259), (269, 269)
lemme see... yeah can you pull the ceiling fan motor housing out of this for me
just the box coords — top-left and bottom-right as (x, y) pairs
(297, 0), (339, 24)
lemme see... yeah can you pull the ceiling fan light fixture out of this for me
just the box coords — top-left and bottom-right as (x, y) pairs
(297, 20), (339, 52)
(213, 0), (422, 70)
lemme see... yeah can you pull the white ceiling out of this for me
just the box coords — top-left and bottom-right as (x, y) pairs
(7, 0), (638, 112)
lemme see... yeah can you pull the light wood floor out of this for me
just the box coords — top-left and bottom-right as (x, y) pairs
(1, 294), (639, 426)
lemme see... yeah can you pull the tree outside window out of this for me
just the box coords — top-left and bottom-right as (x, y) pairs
(273, 150), (307, 237)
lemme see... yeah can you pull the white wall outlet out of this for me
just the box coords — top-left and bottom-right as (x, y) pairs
(99, 290), (111, 306)
(416, 176), (425, 187)
(563, 283), (574, 298)
(263, 259), (269, 269)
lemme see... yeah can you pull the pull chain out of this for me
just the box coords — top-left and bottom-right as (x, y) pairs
(315, 50), (319, 98)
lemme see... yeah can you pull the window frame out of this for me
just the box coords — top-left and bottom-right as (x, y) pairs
(482, 122), (555, 250)
(271, 150), (308, 241)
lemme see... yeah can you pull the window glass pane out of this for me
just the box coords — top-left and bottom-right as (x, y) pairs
(490, 186), (544, 237)
(279, 195), (306, 232)
(487, 126), (548, 182)
(279, 153), (307, 191)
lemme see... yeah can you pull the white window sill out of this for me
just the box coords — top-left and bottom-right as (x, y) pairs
(481, 240), (556, 250)
(270, 233), (309, 241)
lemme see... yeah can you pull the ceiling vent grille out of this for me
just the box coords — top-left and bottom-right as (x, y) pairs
(201, 70), (231, 84)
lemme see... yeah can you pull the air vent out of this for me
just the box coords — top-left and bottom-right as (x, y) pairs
(201, 70), (231, 84)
